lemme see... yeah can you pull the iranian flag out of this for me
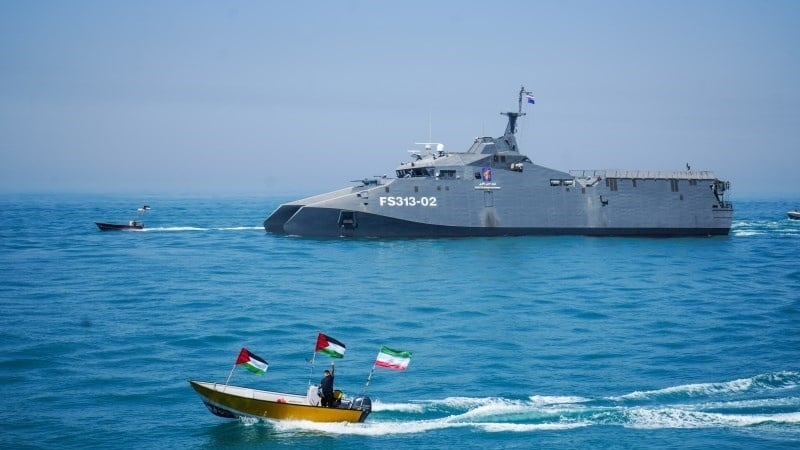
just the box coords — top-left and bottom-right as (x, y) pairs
(315, 333), (346, 359)
(235, 348), (268, 375)
(375, 346), (412, 370)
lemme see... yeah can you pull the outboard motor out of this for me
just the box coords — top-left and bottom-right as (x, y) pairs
(351, 396), (372, 414)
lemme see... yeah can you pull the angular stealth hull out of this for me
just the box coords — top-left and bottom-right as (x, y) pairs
(265, 88), (732, 238)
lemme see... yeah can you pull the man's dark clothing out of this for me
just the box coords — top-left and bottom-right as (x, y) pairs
(320, 371), (334, 407)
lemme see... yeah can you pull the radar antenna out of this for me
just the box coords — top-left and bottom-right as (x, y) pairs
(501, 85), (533, 135)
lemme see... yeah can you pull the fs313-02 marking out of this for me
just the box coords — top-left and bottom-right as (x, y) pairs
(378, 196), (438, 207)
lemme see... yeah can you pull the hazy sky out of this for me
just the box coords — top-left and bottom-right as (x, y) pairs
(1, 1), (798, 198)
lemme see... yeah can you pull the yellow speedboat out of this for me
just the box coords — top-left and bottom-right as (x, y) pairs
(189, 380), (372, 423)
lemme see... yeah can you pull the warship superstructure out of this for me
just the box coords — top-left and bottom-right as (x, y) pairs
(265, 87), (733, 237)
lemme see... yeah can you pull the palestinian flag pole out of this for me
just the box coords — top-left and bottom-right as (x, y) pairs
(225, 348), (269, 386)
(309, 333), (346, 384)
(364, 345), (412, 393)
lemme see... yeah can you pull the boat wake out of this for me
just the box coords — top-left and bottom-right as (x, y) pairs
(732, 219), (800, 237)
(140, 226), (263, 232)
(263, 371), (800, 435)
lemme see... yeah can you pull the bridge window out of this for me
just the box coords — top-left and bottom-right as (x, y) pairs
(396, 167), (434, 178)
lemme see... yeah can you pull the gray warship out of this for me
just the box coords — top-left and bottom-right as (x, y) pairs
(265, 87), (733, 237)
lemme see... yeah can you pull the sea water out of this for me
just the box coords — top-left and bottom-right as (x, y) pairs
(0, 194), (798, 449)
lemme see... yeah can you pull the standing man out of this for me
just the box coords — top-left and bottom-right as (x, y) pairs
(319, 364), (335, 407)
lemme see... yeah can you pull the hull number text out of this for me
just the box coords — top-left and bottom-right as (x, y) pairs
(379, 196), (438, 207)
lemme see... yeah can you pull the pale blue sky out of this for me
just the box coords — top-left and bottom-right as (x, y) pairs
(1, 1), (798, 198)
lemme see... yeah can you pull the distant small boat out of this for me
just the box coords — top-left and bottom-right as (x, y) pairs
(95, 221), (143, 231)
(788, 209), (800, 220)
(188, 381), (372, 423)
(96, 205), (150, 231)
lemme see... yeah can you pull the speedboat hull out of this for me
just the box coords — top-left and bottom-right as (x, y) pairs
(95, 222), (143, 231)
(788, 211), (800, 220)
(189, 381), (371, 423)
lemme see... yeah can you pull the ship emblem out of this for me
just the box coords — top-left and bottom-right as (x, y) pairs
(481, 167), (492, 182)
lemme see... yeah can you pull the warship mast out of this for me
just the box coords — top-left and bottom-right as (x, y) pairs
(501, 85), (533, 136)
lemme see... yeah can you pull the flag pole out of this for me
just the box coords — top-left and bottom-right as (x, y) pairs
(308, 342), (318, 386)
(363, 363), (376, 394)
(224, 360), (238, 388)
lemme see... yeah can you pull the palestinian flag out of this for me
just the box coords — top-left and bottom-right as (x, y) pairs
(375, 346), (412, 370)
(235, 348), (268, 375)
(315, 333), (346, 359)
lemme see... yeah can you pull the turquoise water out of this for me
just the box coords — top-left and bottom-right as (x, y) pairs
(1, 194), (799, 449)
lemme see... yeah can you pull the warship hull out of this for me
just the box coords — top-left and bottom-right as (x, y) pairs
(265, 88), (732, 238)
(268, 206), (730, 237)
(266, 174), (732, 238)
